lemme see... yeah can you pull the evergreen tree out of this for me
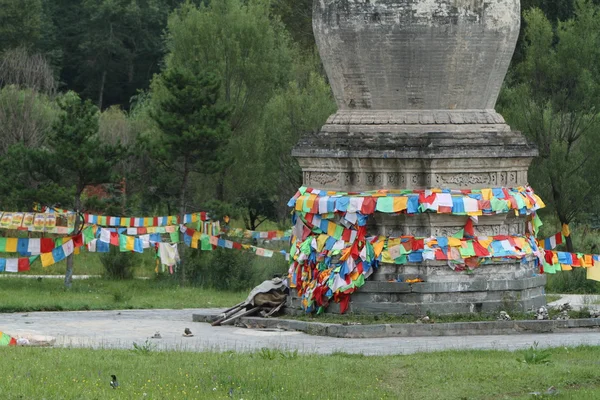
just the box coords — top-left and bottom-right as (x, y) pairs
(149, 68), (230, 284)
(40, 92), (124, 287)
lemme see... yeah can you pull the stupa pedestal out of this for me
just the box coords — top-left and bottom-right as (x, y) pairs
(288, 0), (546, 315)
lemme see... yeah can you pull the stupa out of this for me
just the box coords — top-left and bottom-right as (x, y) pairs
(289, 0), (546, 315)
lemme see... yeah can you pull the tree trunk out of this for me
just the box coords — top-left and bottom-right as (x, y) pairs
(216, 169), (225, 201)
(558, 215), (574, 253)
(179, 159), (189, 287)
(64, 194), (82, 289)
(98, 69), (107, 110)
(565, 234), (574, 253)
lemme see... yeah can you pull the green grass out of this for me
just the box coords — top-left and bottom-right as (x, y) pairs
(0, 277), (245, 312)
(16, 250), (158, 278)
(1, 346), (600, 399)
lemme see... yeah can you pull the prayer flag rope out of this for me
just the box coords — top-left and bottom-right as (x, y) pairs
(0, 211), (75, 234)
(222, 227), (291, 241)
(538, 232), (564, 250)
(82, 211), (210, 227)
(288, 186), (544, 217)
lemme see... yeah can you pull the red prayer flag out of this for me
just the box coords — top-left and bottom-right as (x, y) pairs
(360, 197), (376, 214)
(40, 238), (55, 253)
(18, 258), (30, 272)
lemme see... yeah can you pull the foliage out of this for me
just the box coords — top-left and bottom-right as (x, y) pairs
(499, 0), (600, 251)
(40, 91), (124, 201)
(517, 342), (553, 365)
(0, 47), (57, 94)
(131, 339), (156, 354)
(40, 0), (173, 109)
(100, 246), (136, 280)
(185, 247), (287, 291)
(0, 86), (58, 155)
(0, 0), (43, 52)
(4, 346), (600, 398)
(162, 0), (299, 227)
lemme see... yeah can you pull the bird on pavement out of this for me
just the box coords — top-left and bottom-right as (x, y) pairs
(110, 375), (119, 389)
(183, 328), (193, 337)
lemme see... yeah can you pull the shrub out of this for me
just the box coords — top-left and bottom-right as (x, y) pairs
(185, 247), (288, 291)
(100, 246), (136, 280)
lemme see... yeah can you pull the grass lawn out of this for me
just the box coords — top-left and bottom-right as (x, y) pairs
(1, 346), (600, 399)
(16, 250), (157, 278)
(0, 277), (245, 312)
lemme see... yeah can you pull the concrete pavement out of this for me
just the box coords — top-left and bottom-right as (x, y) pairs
(3, 308), (600, 355)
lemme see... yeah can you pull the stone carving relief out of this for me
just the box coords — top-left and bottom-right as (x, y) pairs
(305, 172), (340, 186)
(366, 173), (384, 185)
(435, 173), (492, 187)
(344, 172), (361, 185)
(500, 172), (507, 184)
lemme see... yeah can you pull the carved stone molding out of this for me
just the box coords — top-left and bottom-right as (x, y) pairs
(435, 173), (492, 187)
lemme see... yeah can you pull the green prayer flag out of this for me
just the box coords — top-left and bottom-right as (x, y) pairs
(452, 229), (465, 239)
(0, 238), (6, 252)
(170, 231), (180, 243)
(490, 197), (507, 212)
(119, 234), (128, 252)
(333, 225), (344, 240)
(394, 255), (407, 265)
(300, 238), (312, 255)
(200, 234), (212, 251)
(83, 227), (95, 244)
(375, 197), (394, 213)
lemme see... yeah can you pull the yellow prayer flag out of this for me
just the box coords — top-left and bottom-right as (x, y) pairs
(316, 234), (328, 252)
(326, 222), (337, 237)
(481, 188), (492, 201)
(587, 260), (600, 281)
(304, 195), (316, 211)
(561, 263), (572, 271)
(583, 255), (593, 268)
(447, 237), (462, 247)
(562, 223), (570, 237)
(533, 194), (546, 208)
(295, 196), (305, 211)
(126, 236), (135, 251)
(40, 252), (55, 268)
(5, 238), (17, 252)
(191, 232), (200, 249)
(478, 238), (493, 249)
(372, 238), (385, 257)
(381, 251), (395, 264)
(74, 247), (80, 255)
(392, 197), (408, 212)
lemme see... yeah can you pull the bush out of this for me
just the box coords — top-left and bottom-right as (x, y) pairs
(100, 246), (136, 280)
(546, 268), (600, 294)
(185, 247), (288, 291)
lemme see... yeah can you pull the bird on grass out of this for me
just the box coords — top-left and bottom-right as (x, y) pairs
(110, 375), (119, 389)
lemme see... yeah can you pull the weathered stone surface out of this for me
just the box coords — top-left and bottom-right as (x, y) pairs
(291, 0), (545, 316)
(242, 316), (600, 338)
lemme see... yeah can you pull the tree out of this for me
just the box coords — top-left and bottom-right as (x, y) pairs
(163, 0), (293, 201)
(0, 0), (43, 53)
(499, 0), (600, 252)
(149, 68), (230, 284)
(39, 92), (124, 287)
